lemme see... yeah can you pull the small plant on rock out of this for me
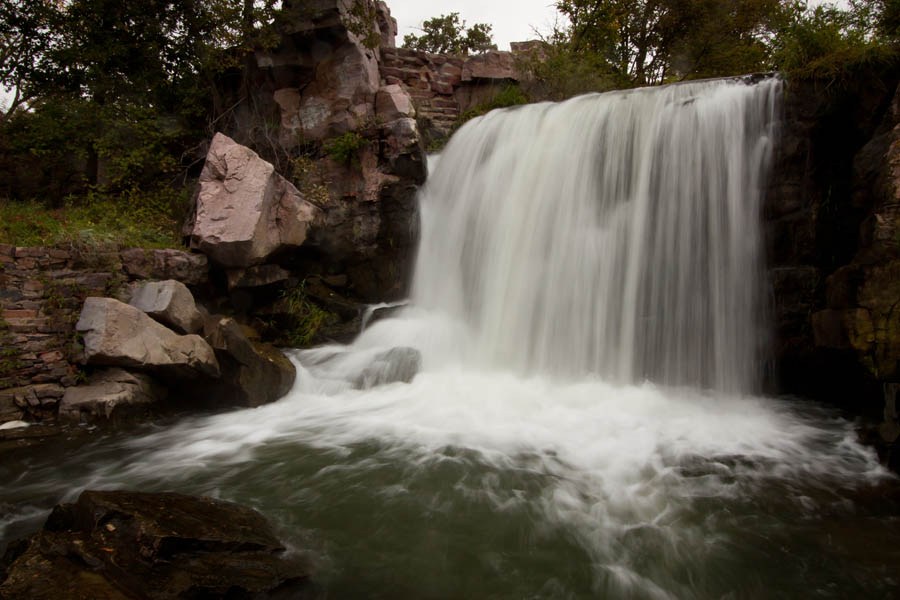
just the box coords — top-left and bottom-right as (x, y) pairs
(324, 132), (367, 166)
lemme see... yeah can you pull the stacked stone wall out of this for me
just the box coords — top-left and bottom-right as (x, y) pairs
(0, 245), (207, 423)
(379, 48), (520, 142)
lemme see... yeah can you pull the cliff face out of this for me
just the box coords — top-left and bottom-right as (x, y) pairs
(213, 0), (426, 303)
(767, 66), (900, 428)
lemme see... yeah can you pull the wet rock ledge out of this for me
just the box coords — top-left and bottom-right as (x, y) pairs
(0, 490), (316, 600)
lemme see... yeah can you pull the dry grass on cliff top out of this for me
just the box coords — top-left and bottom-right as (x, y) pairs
(0, 190), (188, 250)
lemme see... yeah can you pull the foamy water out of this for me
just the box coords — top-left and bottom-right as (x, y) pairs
(2, 78), (897, 597)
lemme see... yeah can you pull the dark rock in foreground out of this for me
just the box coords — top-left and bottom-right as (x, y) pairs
(0, 490), (316, 599)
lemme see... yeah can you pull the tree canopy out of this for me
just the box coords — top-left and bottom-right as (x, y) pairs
(554, 0), (789, 85)
(402, 12), (497, 55)
(526, 0), (899, 92)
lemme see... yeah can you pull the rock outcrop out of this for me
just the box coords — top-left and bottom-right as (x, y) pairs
(76, 298), (220, 380)
(767, 64), (900, 431)
(0, 490), (315, 599)
(209, 0), (426, 305)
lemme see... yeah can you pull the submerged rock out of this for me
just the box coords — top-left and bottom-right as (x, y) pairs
(0, 490), (316, 599)
(76, 298), (220, 380)
(355, 347), (421, 389)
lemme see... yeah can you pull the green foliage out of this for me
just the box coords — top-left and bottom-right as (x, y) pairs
(279, 283), (339, 347)
(403, 12), (497, 55)
(0, 0), (60, 117)
(324, 132), (367, 165)
(0, 0), (282, 201)
(554, 0), (788, 86)
(424, 85), (531, 151)
(516, 40), (627, 101)
(772, 1), (898, 81)
(347, 0), (382, 50)
(457, 85), (531, 125)
(0, 189), (187, 249)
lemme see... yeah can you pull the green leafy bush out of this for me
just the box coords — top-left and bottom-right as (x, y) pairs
(324, 132), (367, 165)
(455, 85), (530, 129)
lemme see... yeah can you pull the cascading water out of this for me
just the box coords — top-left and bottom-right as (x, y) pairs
(414, 78), (778, 391)
(2, 80), (897, 598)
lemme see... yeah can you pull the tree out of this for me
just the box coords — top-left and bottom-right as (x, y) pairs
(554, 0), (788, 85)
(402, 12), (497, 55)
(0, 0), (280, 196)
(0, 0), (62, 119)
(770, 0), (894, 79)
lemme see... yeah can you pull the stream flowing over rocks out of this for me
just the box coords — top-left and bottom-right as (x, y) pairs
(3, 73), (900, 598)
(1, 1), (900, 597)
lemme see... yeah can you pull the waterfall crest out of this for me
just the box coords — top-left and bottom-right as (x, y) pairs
(413, 78), (781, 393)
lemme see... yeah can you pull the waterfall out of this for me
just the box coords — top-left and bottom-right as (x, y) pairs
(413, 78), (781, 393)
(4, 77), (893, 600)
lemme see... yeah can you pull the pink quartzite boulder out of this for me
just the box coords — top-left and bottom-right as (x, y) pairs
(76, 298), (220, 379)
(189, 133), (322, 269)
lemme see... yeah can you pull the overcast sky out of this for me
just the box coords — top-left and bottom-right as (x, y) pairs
(387, 0), (560, 51)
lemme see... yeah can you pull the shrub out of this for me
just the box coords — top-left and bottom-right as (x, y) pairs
(324, 132), (367, 165)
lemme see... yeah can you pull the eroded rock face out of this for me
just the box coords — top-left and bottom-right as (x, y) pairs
(226, 264), (292, 290)
(0, 490), (315, 599)
(189, 133), (322, 268)
(461, 50), (518, 81)
(59, 368), (166, 424)
(76, 298), (220, 380)
(119, 248), (208, 286)
(211, 0), (426, 302)
(129, 279), (203, 334)
(767, 67), (900, 417)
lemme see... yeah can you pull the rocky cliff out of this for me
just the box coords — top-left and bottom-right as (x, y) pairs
(767, 65), (900, 457)
(209, 0), (426, 305)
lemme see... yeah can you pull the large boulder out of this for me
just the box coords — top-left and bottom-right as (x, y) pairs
(204, 316), (296, 407)
(59, 368), (167, 424)
(128, 280), (203, 334)
(189, 133), (322, 268)
(0, 490), (315, 599)
(76, 298), (220, 380)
